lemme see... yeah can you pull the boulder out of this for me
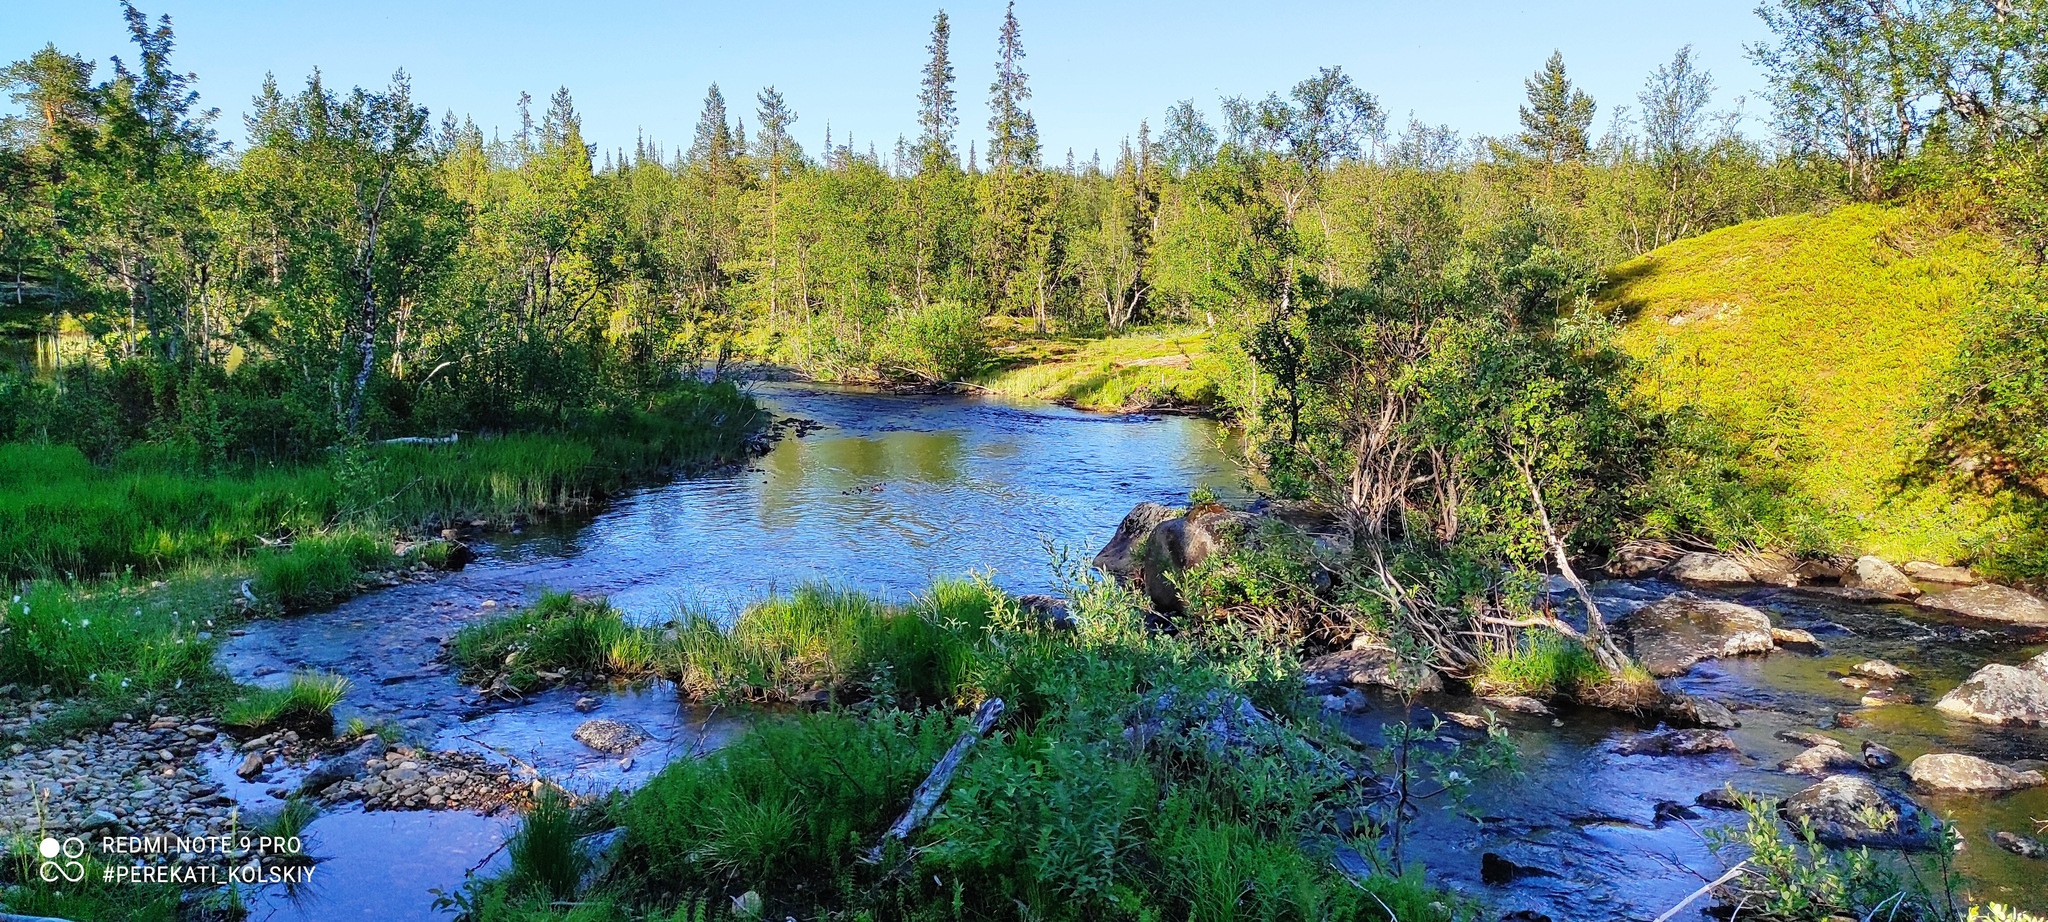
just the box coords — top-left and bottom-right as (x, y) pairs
(1842, 556), (1919, 597)
(1301, 645), (1441, 694)
(1695, 786), (1753, 811)
(1935, 652), (2048, 726)
(1605, 542), (1680, 578)
(1615, 594), (1777, 677)
(572, 719), (648, 754)
(1091, 502), (1178, 582)
(1861, 741), (1902, 770)
(1615, 729), (1739, 756)
(1780, 775), (1940, 850)
(1666, 553), (1755, 586)
(1779, 743), (1866, 776)
(1902, 562), (1979, 585)
(1915, 584), (2048, 627)
(300, 737), (387, 795)
(1656, 692), (1742, 729)
(1906, 753), (2046, 793)
(1736, 552), (1806, 587)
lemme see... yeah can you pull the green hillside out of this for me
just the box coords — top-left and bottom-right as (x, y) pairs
(1603, 204), (2019, 563)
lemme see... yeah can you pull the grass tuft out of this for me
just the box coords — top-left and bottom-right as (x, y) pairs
(221, 672), (349, 736)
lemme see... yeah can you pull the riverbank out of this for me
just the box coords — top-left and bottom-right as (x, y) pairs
(971, 325), (1226, 414)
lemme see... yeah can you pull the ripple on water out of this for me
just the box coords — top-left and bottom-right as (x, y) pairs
(238, 810), (516, 921)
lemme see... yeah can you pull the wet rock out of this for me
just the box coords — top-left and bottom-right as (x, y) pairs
(1916, 583), (2048, 627)
(1906, 753), (2047, 793)
(1666, 553), (1755, 586)
(1657, 692), (1741, 729)
(1861, 741), (1901, 770)
(1771, 627), (1826, 653)
(1934, 651), (2048, 726)
(1317, 688), (1371, 713)
(1842, 556), (1919, 597)
(1993, 830), (2045, 859)
(299, 737), (387, 795)
(1302, 645), (1442, 694)
(573, 696), (600, 713)
(1480, 852), (1557, 884)
(1800, 586), (1910, 604)
(235, 752), (266, 779)
(1836, 674), (1873, 690)
(1695, 786), (1752, 811)
(1779, 743), (1866, 776)
(1737, 552), (1806, 587)
(1617, 729), (1738, 756)
(1479, 695), (1551, 716)
(1902, 562), (1979, 585)
(1860, 687), (1915, 707)
(1615, 593), (1776, 677)
(572, 719), (648, 754)
(1777, 729), (1843, 749)
(1853, 659), (1912, 681)
(1780, 775), (1939, 850)
(1654, 800), (1702, 823)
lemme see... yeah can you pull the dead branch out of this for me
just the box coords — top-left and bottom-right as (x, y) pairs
(863, 698), (1005, 864)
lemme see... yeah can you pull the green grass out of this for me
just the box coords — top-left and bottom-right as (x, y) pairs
(452, 576), (1481, 922)
(450, 591), (651, 693)
(975, 326), (1226, 412)
(1603, 203), (2022, 563)
(219, 672), (350, 736)
(1472, 631), (1608, 699)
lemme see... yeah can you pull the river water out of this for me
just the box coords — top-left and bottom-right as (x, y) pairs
(215, 383), (2047, 920)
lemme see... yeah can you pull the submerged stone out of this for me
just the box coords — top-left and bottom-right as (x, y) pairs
(572, 719), (648, 754)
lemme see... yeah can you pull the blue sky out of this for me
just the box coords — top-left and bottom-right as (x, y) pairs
(4, 1), (1775, 161)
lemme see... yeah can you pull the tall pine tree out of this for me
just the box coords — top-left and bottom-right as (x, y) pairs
(1516, 51), (1595, 164)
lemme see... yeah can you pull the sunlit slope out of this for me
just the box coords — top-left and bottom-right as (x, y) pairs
(1603, 204), (2015, 561)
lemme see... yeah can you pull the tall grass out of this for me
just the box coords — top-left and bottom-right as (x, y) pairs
(1471, 630), (1608, 699)
(450, 591), (647, 693)
(220, 672), (350, 735)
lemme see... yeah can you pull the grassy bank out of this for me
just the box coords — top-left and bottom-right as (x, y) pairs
(449, 576), (1487, 922)
(0, 380), (763, 738)
(974, 326), (1226, 413)
(1603, 204), (2021, 563)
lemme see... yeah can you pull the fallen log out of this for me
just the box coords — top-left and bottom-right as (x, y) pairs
(864, 698), (1004, 863)
(382, 433), (459, 446)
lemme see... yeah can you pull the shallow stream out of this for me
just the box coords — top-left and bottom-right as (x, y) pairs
(213, 383), (2046, 920)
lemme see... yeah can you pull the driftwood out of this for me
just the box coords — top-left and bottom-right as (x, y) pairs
(863, 698), (1004, 864)
(381, 433), (459, 446)
(1651, 860), (1748, 922)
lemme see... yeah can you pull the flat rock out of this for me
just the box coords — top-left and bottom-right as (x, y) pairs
(1616, 594), (1776, 677)
(1903, 562), (1979, 585)
(1993, 830), (2045, 859)
(1915, 584), (2048, 626)
(1771, 627), (1826, 652)
(1906, 753), (2047, 793)
(1852, 659), (1912, 681)
(1842, 556), (1918, 597)
(1616, 729), (1738, 756)
(1302, 645), (1442, 694)
(572, 719), (648, 754)
(1656, 692), (1741, 729)
(1780, 775), (1939, 850)
(1779, 743), (1866, 776)
(1935, 652), (2048, 726)
(300, 737), (386, 795)
(1666, 553), (1755, 586)
(1479, 695), (1551, 716)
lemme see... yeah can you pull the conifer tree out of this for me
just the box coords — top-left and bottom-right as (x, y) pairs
(985, 2), (1038, 170)
(915, 9), (958, 172)
(1516, 51), (1595, 164)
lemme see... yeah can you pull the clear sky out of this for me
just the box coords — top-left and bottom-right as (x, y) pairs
(3, 1), (1776, 161)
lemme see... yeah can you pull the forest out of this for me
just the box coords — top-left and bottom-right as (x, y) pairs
(2, 1), (2047, 921)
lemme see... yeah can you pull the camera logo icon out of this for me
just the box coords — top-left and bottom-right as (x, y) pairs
(37, 836), (86, 883)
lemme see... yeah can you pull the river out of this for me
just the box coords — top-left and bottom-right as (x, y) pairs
(212, 383), (2046, 920)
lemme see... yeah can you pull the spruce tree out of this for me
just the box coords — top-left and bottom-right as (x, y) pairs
(985, 2), (1038, 170)
(916, 9), (958, 172)
(690, 83), (734, 167)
